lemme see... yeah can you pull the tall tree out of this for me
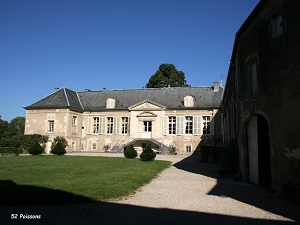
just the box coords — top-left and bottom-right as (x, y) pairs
(0, 116), (8, 136)
(146, 64), (189, 88)
(4, 117), (25, 137)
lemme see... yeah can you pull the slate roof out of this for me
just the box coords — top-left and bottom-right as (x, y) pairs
(25, 86), (223, 112)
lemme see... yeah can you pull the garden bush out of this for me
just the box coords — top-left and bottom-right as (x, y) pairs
(124, 145), (138, 158)
(28, 141), (44, 155)
(50, 142), (66, 155)
(140, 144), (156, 161)
(51, 136), (68, 151)
(0, 147), (22, 155)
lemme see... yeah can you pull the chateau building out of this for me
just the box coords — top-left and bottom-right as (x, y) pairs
(24, 83), (223, 154)
(221, 0), (300, 196)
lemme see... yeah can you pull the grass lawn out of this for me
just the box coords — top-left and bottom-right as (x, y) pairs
(0, 156), (171, 206)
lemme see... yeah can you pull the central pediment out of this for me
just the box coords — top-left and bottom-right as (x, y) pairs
(129, 100), (166, 111)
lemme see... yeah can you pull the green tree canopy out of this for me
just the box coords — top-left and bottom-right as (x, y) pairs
(0, 116), (8, 136)
(146, 64), (189, 88)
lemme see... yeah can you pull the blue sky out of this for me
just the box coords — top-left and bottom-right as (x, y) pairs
(0, 0), (259, 121)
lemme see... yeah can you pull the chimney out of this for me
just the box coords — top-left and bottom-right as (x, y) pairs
(213, 82), (219, 92)
(54, 87), (59, 92)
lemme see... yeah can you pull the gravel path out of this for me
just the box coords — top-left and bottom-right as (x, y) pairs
(1, 153), (300, 225)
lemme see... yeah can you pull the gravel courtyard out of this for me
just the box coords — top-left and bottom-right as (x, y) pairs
(1, 153), (300, 225)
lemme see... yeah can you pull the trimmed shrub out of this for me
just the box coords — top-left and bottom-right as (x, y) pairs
(140, 144), (156, 161)
(50, 142), (66, 155)
(51, 136), (68, 151)
(124, 145), (138, 158)
(28, 141), (44, 155)
(0, 147), (22, 155)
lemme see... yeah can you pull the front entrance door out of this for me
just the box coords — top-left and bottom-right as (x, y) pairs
(247, 115), (272, 187)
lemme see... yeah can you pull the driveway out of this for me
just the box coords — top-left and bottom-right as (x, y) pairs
(1, 153), (300, 225)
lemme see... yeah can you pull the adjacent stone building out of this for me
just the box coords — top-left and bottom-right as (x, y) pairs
(222, 0), (300, 194)
(25, 84), (223, 155)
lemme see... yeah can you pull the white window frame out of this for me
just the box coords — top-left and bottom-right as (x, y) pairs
(144, 121), (152, 132)
(107, 117), (113, 134)
(202, 116), (211, 135)
(48, 120), (54, 133)
(121, 117), (129, 134)
(106, 98), (116, 108)
(184, 95), (194, 107)
(186, 144), (192, 153)
(47, 114), (55, 133)
(72, 116), (77, 126)
(168, 116), (176, 135)
(185, 116), (193, 135)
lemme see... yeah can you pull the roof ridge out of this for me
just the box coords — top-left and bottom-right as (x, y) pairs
(63, 88), (70, 106)
(77, 86), (213, 93)
(76, 92), (84, 110)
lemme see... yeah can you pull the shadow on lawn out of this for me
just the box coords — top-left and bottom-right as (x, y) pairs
(174, 155), (300, 223)
(0, 180), (96, 206)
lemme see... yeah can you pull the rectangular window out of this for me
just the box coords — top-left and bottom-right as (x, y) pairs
(121, 117), (129, 134)
(107, 117), (113, 134)
(186, 144), (192, 153)
(203, 116), (211, 134)
(48, 120), (54, 133)
(72, 116), (77, 126)
(168, 116), (176, 134)
(93, 117), (100, 134)
(185, 116), (193, 134)
(272, 13), (283, 38)
(144, 121), (152, 132)
(251, 61), (257, 97)
(71, 116), (78, 134)
(92, 142), (97, 150)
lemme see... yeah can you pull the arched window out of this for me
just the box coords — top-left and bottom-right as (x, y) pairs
(184, 95), (194, 107)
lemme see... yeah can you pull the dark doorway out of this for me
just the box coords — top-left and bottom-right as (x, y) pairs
(257, 115), (272, 187)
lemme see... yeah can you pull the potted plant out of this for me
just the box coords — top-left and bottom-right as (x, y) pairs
(103, 144), (110, 153)
(169, 146), (176, 155)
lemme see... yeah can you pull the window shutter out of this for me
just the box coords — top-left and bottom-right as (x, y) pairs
(176, 116), (184, 135)
(193, 116), (201, 135)
(99, 117), (105, 134)
(163, 116), (168, 135)
(127, 117), (130, 134)
(114, 117), (120, 134)
(87, 117), (93, 134)
(210, 116), (214, 135)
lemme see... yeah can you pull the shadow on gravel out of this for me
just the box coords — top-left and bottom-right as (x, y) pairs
(1, 158), (300, 225)
(174, 155), (300, 223)
(1, 201), (297, 225)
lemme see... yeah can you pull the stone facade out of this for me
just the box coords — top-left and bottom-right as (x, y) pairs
(25, 85), (223, 155)
(222, 0), (300, 194)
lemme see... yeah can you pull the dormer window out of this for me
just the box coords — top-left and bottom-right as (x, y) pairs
(106, 98), (116, 108)
(184, 95), (194, 107)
